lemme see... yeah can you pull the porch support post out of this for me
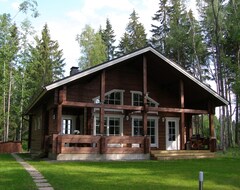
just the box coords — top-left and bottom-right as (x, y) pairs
(209, 114), (214, 138)
(208, 103), (215, 138)
(100, 70), (105, 135)
(180, 79), (185, 150)
(57, 86), (66, 134)
(208, 102), (216, 152)
(57, 104), (62, 133)
(143, 55), (148, 136)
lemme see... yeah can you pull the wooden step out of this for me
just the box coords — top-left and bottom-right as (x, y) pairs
(150, 150), (215, 160)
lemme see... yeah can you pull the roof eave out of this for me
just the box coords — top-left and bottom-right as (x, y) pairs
(24, 88), (47, 115)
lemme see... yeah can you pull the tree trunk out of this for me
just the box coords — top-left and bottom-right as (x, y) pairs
(6, 67), (13, 142)
(236, 95), (239, 145)
(3, 61), (6, 142)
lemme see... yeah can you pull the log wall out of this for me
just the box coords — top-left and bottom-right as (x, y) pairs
(0, 141), (22, 153)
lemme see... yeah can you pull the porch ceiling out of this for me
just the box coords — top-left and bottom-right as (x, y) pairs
(144, 51), (226, 109)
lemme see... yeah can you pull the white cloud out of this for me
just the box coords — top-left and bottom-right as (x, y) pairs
(42, 0), (202, 76)
(11, 1), (20, 11)
(59, 0), (160, 75)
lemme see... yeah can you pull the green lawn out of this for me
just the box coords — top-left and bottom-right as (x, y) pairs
(0, 154), (37, 190)
(28, 151), (240, 190)
(1, 150), (240, 190)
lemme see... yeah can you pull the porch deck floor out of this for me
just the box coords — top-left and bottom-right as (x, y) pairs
(150, 150), (215, 160)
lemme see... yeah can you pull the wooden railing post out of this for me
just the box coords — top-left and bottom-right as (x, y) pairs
(56, 135), (62, 154)
(100, 136), (106, 154)
(144, 136), (150, 154)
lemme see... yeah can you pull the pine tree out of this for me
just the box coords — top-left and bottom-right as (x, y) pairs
(117, 10), (148, 56)
(187, 10), (209, 82)
(223, 0), (240, 145)
(197, 0), (229, 149)
(26, 24), (65, 99)
(100, 18), (116, 61)
(0, 14), (19, 141)
(150, 0), (170, 54)
(164, 0), (191, 68)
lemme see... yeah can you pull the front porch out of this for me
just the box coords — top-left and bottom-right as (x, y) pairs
(46, 134), (150, 160)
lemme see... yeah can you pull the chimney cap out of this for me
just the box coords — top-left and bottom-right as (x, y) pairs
(70, 66), (79, 76)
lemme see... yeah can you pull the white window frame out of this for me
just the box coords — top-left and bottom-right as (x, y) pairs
(131, 116), (159, 148)
(130, 91), (159, 107)
(62, 115), (76, 135)
(92, 89), (125, 112)
(93, 114), (124, 136)
(131, 91), (159, 114)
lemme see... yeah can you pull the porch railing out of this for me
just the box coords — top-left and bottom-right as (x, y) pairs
(48, 135), (150, 155)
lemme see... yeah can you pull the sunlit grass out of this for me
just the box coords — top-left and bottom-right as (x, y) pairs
(0, 154), (37, 190)
(27, 149), (240, 190)
(1, 149), (240, 190)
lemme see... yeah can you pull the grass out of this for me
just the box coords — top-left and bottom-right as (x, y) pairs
(1, 149), (240, 190)
(0, 154), (37, 190)
(28, 149), (240, 190)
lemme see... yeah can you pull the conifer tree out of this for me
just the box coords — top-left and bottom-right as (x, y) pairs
(26, 24), (65, 99)
(150, 0), (170, 54)
(117, 10), (147, 56)
(100, 18), (116, 61)
(0, 14), (19, 141)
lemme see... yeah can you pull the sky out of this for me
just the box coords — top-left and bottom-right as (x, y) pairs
(0, 0), (197, 76)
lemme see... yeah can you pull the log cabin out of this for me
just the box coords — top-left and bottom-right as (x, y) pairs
(25, 46), (228, 160)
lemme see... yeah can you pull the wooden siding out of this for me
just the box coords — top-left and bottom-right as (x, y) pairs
(65, 62), (180, 107)
(30, 109), (44, 153)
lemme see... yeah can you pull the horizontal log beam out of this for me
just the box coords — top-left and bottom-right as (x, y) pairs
(148, 107), (208, 114)
(62, 101), (208, 114)
(63, 101), (143, 111)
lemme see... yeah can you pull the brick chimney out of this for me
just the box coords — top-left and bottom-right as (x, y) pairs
(70, 66), (79, 76)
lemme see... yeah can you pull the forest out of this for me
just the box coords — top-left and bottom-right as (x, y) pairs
(0, 0), (239, 150)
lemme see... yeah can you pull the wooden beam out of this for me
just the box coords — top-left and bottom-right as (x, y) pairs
(180, 79), (185, 150)
(59, 86), (67, 103)
(208, 102), (215, 138)
(143, 55), (147, 136)
(148, 107), (208, 114)
(62, 100), (208, 114)
(57, 104), (62, 133)
(100, 70), (105, 135)
(209, 114), (214, 138)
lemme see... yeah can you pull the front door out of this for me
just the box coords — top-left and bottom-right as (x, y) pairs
(165, 117), (180, 150)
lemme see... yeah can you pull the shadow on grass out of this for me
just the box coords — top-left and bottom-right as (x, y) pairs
(0, 154), (37, 190)
(27, 157), (240, 190)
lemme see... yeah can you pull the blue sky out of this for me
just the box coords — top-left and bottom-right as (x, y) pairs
(0, 0), (196, 76)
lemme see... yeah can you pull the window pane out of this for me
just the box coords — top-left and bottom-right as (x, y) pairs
(104, 91), (122, 105)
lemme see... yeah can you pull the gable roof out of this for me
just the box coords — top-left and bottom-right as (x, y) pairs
(26, 46), (228, 113)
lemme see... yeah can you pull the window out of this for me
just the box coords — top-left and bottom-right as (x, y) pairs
(104, 91), (121, 105)
(133, 118), (143, 136)
(62, 115), (76, 135)
(131, 91), (159, 107)
(95, 116), (122, 136)
(168, 121), (176, 141)
(148, 119), (156, 144)
(132, 117), (158, 147)
(62, 119), (72, 134)
(93, 89), (124, 105)
(33, 115), (41, 130)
